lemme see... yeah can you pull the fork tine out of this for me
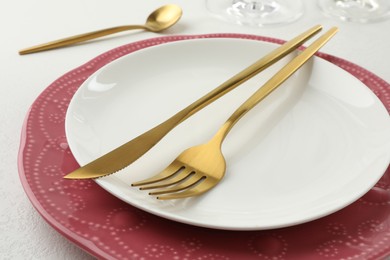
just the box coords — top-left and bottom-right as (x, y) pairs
(157, 180), (213, 200)
(149, 172), (206, 196)
(138, 168), (195, 190)
(131, 161), (183, 187)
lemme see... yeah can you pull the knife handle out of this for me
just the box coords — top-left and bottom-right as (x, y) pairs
(183, 24), (323, 120)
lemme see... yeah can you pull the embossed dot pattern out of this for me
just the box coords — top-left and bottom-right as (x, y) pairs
(18, 34), (390, 260)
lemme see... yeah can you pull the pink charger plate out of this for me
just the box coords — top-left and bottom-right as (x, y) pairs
(19, 34), (390, 260)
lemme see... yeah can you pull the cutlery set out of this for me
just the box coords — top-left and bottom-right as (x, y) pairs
(19, 3), (341, 201)
(18, 3), (340, 200)
(59, 24), (338, 200)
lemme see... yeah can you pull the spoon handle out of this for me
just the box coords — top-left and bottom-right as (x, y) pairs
(19, 25), (145, 55)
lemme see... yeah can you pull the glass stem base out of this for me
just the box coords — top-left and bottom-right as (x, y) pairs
(206, 0), (304, 26)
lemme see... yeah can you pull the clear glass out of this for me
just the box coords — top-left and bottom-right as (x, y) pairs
(206, 0), (304, 26)
(318, 0), (390, 23)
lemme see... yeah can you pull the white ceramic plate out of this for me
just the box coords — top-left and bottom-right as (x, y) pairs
(66, 38), (390, 230)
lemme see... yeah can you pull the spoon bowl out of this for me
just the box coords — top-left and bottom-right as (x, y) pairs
(19, 4), (183, 55)
(145, 4), (183, 32)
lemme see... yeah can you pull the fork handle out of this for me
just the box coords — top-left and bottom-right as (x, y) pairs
(213, 27), (338, 145)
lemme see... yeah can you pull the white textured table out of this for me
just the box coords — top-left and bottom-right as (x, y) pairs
(1, 0), (389, 259)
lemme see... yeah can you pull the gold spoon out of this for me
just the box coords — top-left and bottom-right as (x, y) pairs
(19, 4), (183, 55)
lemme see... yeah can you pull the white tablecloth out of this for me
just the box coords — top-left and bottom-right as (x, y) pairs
(1, 0), (389, 259)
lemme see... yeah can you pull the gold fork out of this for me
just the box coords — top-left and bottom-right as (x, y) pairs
(132, 27), (338, 200)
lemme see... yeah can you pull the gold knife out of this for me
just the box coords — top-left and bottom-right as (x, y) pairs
(64, 25), (323, 179)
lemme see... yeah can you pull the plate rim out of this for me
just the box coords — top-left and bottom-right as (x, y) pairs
(18, 33), (390, 260)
